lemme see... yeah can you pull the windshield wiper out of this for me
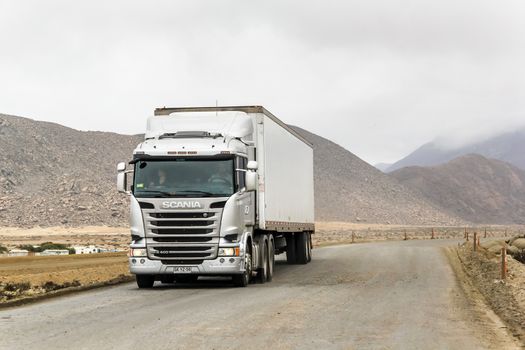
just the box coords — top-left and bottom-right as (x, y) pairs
(176, 190), (216, 196)
(135, 190), (175, 198)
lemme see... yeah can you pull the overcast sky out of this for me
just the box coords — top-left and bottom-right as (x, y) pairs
(1, 1), (524, 164)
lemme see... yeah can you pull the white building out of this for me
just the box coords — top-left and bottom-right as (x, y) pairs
(73, 245), (101, 254)
(8, 249), (29, 257)
(40, 249), (70, 256)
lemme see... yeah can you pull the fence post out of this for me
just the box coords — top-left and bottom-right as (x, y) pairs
(466, 232), (469, 241)
(351, 231), (355, 244)
(431, 228), (435, 240)
(473, 232), (477, 251)
(484, 228), (487, 238)
(404, 230), (407, 241)
(501, 247), (507, 280)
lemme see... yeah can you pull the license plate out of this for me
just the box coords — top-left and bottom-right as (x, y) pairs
(173, 266), (194, 274)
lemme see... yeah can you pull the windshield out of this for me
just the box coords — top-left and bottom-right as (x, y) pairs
(133, 158), (235, 198)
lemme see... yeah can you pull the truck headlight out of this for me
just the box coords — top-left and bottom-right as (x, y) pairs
(218, 247), (240, 257)
(129, 248), (147, 257)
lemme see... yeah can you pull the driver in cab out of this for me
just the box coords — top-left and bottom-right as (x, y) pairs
(208, 165), (233, 189)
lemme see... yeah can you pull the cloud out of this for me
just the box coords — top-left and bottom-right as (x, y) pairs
(0, 0), (524, 164)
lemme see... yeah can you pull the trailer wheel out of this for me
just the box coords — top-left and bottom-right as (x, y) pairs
(257, 239), (268, 283)
(306, 233), (312, 262)
(267, 237), (275, 282)
(286, 235), (296, 264)
(233, 250), (252, 287)
(136, 274), (155, 289)
(295, 232), (309, 264)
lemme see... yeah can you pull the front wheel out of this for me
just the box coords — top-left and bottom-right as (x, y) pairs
(233, 251), (252, 287)
(136, 274), (155, 289)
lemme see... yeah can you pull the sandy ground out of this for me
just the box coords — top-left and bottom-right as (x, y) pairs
(313, 221), (525, 246)
(0, 226), (129, 250)
(454, 242), (525, 344)
(0, 253), (130, 304)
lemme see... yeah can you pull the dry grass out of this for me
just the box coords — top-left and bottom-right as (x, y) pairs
(455, 242), (525, 344)
(0, 252), (130, 304)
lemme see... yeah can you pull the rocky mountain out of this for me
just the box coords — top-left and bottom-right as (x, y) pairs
(0, 114), (142, 227)
(0, 113), (461, 227)
(391, 154), (525, 224)
(292, 127), (461, 225)
(386, 128), (525, 172)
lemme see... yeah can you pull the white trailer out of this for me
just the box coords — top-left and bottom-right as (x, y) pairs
(118, 106), (314, 288)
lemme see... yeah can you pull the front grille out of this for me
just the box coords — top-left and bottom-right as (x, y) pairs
(151, 220), (214, 227)
(152, 237), (213, 243)
(150, 212), (215, 219)
(152, 228), (213, 235)
(141, 200), (225, 261)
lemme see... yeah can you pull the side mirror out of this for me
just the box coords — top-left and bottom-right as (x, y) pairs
(117, 162), (126, 172)
(247, 161), (258, 171)
(117, 162), (131, 194)
(246, 171), (257, 192)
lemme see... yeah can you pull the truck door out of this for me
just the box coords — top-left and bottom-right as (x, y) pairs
(236, 156), (255, 227)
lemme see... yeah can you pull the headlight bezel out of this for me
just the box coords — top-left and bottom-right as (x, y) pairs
(218, 247), (240, 257)
(129, 248), (147, 257)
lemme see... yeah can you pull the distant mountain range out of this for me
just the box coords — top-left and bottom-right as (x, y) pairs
(291, 127), (460, 225)
(391, 154), (525, 224)
(2, 112), (523, 227)
(384, 128), (525, 172)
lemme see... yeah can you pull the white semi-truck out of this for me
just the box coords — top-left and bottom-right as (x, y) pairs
(117, 106), (314, 288)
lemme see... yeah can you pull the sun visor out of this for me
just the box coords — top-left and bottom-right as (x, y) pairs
(145, 111), (253, 140)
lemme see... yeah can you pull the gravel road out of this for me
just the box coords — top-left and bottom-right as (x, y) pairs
(0, 240), (518, 349)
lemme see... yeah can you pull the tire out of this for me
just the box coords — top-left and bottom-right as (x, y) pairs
(307, 233), (312, 262)
(286, 235), (296, 264)
(257, 239), (268, 283)
(267, 237), (275, 282)
(175, 275), (198, 283)
(136, 274), (155, 289)
(233, 250), (252, 287)
(295, 232), (309, 265)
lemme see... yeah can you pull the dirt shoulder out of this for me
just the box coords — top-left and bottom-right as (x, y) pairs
(449, 243), (525, 346)
(0, 252), (131, 307)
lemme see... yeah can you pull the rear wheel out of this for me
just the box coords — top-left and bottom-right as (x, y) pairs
(286, 235), (296, 264)
(307, 233), (312, 262)
(257, 239), (268, 283)
(136, 274), (155, 289)
(267, 237), (275, 282)
(295, 232), (309, 264)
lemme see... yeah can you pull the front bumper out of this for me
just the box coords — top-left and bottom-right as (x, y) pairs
(129, 256), (244, 275)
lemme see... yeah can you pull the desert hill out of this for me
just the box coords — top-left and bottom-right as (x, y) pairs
(391, 154), (525, 224)
(0, 113), (460, 227)
(292, 127), (461, 225)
